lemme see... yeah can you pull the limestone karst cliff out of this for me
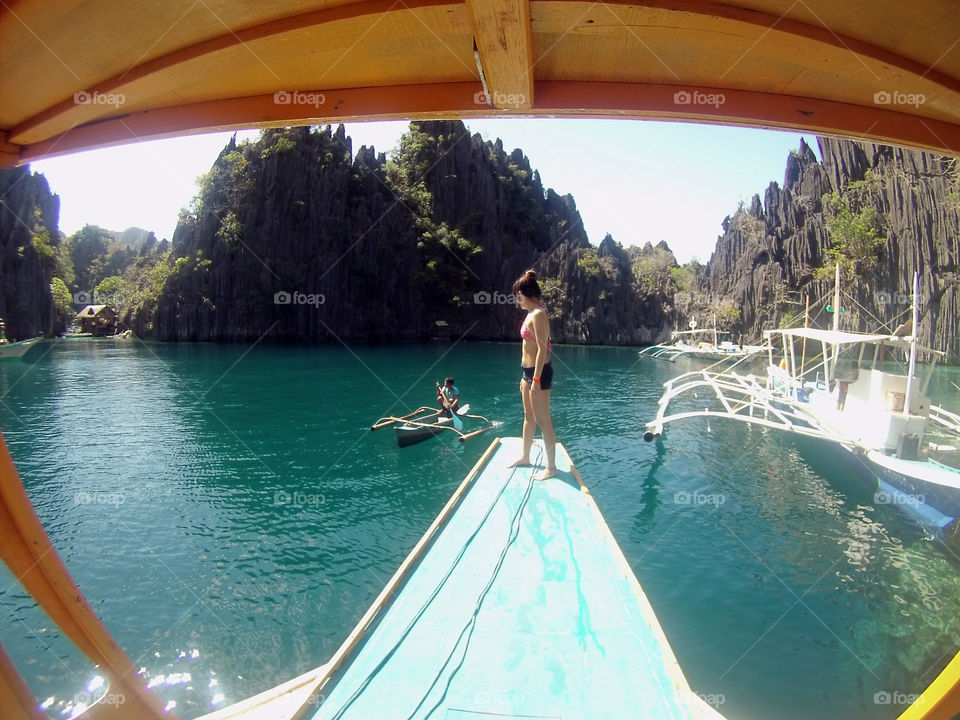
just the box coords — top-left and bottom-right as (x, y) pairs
(128, 122), (674, 344)
(0, 167), (59, 339)
(691, 138), (959, 360)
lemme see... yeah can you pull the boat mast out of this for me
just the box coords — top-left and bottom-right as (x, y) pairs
(713, 313), (718, 348)
(829, 263), (841, 385)
(800, 295), (809, 377)
(904, 271), (920, 417)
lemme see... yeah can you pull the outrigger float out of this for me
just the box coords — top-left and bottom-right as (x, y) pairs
(370, 404), (502, 447)
(645, 272), (960, 550)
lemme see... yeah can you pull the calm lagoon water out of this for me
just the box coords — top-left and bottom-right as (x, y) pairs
(1, 339), (959, 719)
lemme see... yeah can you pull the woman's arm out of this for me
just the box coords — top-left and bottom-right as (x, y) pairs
(531, 309), (550, 387)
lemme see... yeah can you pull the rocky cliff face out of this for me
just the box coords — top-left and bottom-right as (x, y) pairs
(0, 167), (60, 339)
(693, 138), (959, 360)
(129, 122), (674, 344)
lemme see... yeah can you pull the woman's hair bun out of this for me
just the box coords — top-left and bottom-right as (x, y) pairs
(512, 268), (542, 299)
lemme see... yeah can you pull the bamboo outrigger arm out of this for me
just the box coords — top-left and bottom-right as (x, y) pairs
(643, 369), (847, 446)
(0, 431), (174, 720)
(370, 407), (436, 430)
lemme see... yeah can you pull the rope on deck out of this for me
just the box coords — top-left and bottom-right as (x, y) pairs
(327, 446), (540, 720)
(415, 449), (540, 719)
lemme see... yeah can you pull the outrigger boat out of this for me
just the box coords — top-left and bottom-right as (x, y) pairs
(639, 321), (765, 364)
(645, 271), (960, 548)
(371, 404), (503, 447)
(0, 336), (43, 360)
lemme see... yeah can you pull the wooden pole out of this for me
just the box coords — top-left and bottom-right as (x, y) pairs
(370, 406), (435, 430)
(458, 423), (503, 442)
(0, 432), (173, 720)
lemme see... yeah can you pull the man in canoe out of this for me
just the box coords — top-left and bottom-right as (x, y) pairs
(436, 377), (460, 415)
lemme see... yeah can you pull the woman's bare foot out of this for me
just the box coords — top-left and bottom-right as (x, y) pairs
(534, 467), (558, 481)
(506, 457), (531, 468)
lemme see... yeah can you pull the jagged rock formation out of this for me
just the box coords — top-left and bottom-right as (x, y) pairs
(0, 167), (60, 339)
(129, 122), (674, 344)
(693, 138), (959, 360)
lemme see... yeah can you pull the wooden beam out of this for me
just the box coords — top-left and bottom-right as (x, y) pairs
(0, 432), (174, 720)
(531, 81), (960, 157)
(7, 79), (960, 168)
(465, 0), (534, 110)
(0, 643), (46, 720)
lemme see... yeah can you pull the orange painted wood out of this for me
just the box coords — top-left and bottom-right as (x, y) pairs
(0, 642), (45, 720)
(0, 431), (174, 720)
(8, 80), (960, 168)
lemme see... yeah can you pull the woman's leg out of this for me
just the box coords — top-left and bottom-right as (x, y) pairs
(507, 380), (536, 467)
(531, 389), (557, 479)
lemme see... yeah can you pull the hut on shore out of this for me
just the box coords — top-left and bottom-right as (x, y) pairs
(75, 305), (118, 336)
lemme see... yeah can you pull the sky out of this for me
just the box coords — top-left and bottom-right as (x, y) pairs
(30, 119), (821, 265)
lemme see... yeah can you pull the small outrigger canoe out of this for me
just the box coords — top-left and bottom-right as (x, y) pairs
(371, 405), (502, 447)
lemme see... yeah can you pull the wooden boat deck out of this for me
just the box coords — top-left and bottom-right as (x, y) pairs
(298, 437), (721, 719)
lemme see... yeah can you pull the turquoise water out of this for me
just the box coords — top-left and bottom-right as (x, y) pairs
(1, 340), (959, 719)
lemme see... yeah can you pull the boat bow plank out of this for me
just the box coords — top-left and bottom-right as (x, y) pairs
(305, 437), (719, 719)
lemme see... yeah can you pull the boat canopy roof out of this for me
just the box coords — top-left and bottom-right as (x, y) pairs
(672, 329), (730, 337)
(765, 327), (945, 355)
(2, 0), (960, 167)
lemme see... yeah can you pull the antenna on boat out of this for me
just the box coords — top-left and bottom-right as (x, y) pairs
(904, 271), (920, 417)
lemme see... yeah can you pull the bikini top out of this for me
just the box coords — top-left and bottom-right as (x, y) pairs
(520, 312), (552, 350)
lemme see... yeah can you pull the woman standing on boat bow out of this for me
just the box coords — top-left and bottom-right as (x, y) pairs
(508, 270), (558, 480)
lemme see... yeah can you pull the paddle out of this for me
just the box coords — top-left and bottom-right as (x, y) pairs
(450, 405), (463, 431)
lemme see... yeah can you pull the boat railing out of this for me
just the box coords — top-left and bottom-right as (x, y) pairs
(930, 404), (960, 435)
(644, 368), (849, 446)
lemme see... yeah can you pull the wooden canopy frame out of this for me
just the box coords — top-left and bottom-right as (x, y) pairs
(2, 0), (960, 166)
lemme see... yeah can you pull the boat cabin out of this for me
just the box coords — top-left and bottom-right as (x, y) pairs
(765, 327), (942, 456)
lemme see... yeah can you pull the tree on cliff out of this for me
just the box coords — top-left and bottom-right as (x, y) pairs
(816, 173), (885, 280)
